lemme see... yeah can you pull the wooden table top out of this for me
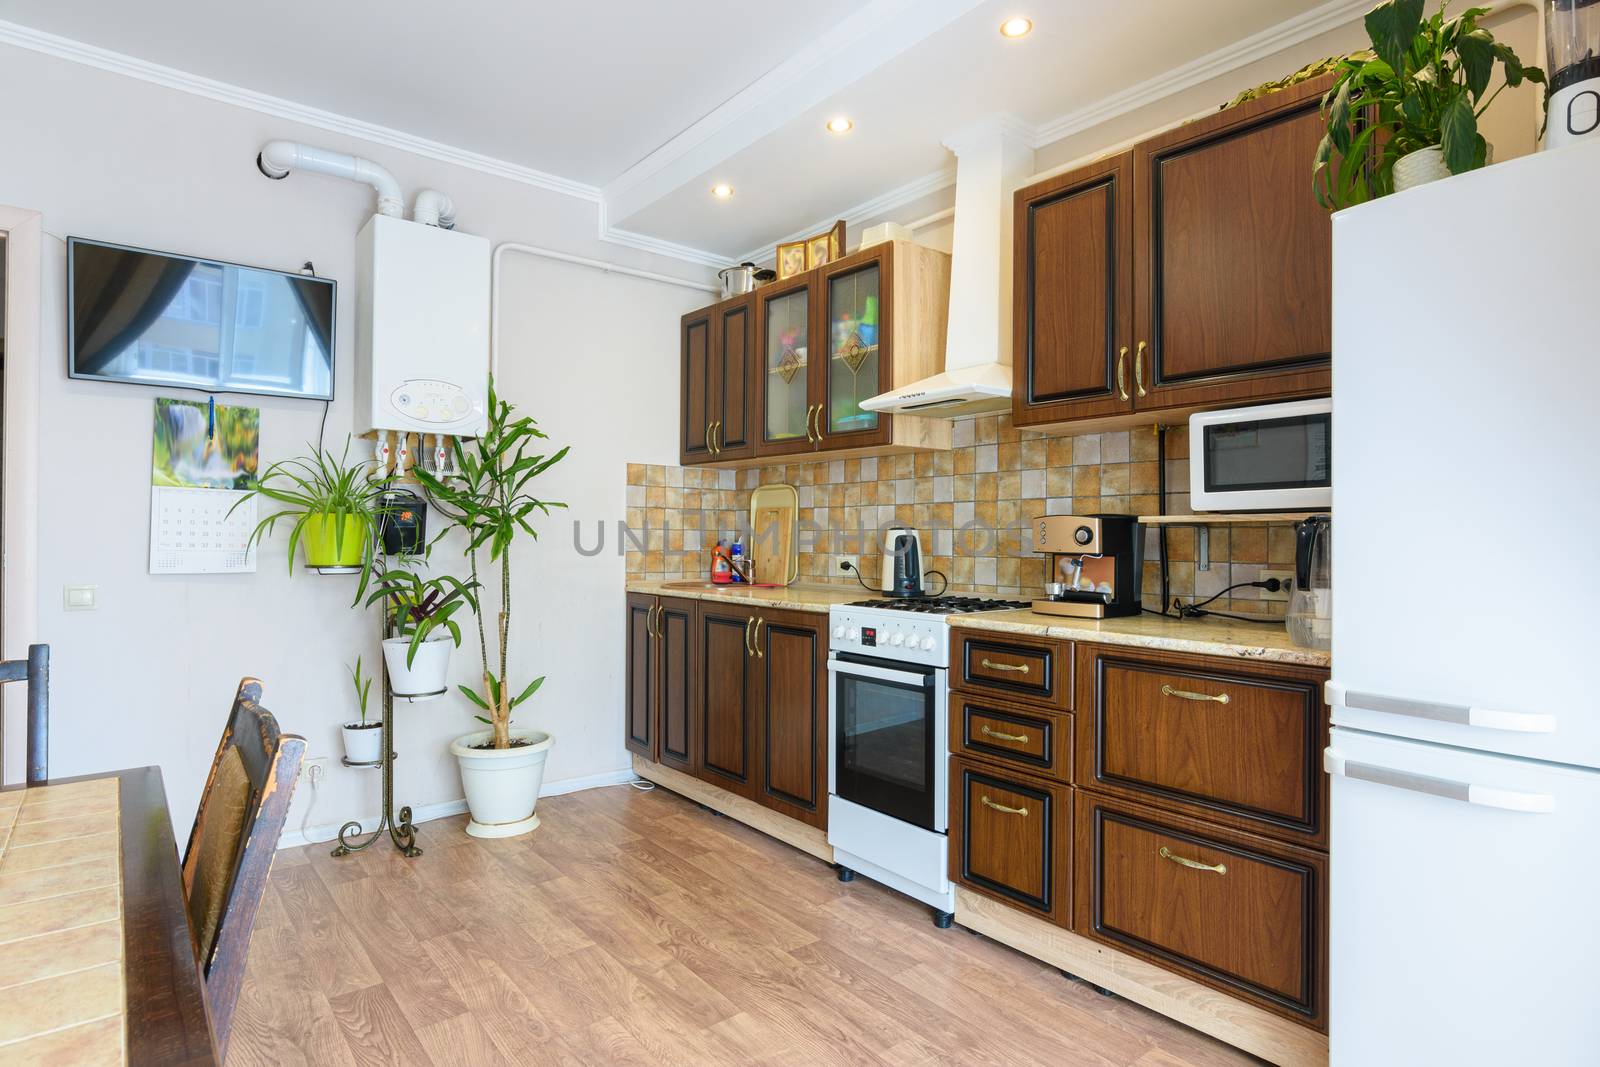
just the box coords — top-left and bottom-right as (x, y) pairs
(0, 767), (218, 1066)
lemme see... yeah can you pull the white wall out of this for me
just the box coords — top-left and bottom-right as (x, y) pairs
(0, 42), (710, 841)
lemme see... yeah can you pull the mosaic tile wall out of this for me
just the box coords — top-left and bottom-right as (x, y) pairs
(626, 412), (1298, 617)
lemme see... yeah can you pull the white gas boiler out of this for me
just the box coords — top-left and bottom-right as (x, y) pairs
(354, 214), (489, 443)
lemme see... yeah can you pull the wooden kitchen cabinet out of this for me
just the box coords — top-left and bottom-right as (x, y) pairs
(950, 756), (1072, 927)
(748, 607), (828, 828)
(693, 603), (759, 798)
(951, 629), (1073, 710)
(623, 594), (696, 772)
(1075, 791), (1327, 1029)
(680, 295), (754, 464)
(1076, 643), (1329, 847)
(1012, 76), (1333, 430)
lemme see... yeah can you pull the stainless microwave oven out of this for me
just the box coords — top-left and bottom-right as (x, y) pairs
(1189, 398), (1331, 511)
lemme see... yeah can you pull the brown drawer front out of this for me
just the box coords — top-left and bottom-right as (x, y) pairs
(1085, 652), (1323, 837)
(951, 759), (1070, 926)
(954, 698), (1072, 782)
(1079, 799), (1323, 1025)
(955, 633), (1069, 708)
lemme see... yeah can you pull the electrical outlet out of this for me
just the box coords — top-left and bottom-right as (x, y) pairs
(835, 554), (860, 576)
(1259, 570), (1294, 602)
(300, 755), (329, 784)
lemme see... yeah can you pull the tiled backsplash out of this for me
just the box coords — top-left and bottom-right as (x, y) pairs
(626, 412), (1296, 617)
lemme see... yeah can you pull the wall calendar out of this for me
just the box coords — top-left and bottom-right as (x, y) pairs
(149, 397), (260, 575)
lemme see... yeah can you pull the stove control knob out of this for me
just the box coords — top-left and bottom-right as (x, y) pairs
(846, 627), (859, 641)
(890, 632), (905, 646)
(920, 637), (936, 652)
(833, 625), (845, 639)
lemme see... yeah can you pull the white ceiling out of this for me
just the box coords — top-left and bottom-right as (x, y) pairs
(0, 0), (1359, 262)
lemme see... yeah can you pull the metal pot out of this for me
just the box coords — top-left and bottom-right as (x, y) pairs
(718, 262), (775, 298)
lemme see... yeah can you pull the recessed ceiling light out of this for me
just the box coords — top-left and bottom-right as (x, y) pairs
(826, 117), (854, 135)
(999, 16), (1033, 38)
(711, 183), (734, 199)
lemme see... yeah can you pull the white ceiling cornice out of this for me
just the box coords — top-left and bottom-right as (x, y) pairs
(0, 17), (604, 203)
(601, 0), (988, 229)
(1029, 0), (1371, 146)
(736, 165), (957, 266)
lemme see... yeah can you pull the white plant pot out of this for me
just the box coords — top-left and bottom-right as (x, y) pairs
(341, 722), (384, 764)
(381, 634), (452, 700)
(1392, 146), (1450, 192)
(449, 729), (553, 838)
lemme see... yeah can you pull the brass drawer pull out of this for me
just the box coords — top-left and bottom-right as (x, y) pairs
(980, 724), (1030, 744)
(1161, 684), (1230, 704)
(1116, 345), (1130, 401)
(1159, 846), (1227, 875)
(1134, 340), (1148, 397)
(980, 658), (1030, 675)
(980, 795), (1029, 817)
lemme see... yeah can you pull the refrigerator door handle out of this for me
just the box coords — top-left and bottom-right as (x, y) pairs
(1324, 748), (1556, 814)
(1326, 681), (1557, 734)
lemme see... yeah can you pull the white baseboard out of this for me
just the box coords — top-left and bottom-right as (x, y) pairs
(277, 766), (637, 850)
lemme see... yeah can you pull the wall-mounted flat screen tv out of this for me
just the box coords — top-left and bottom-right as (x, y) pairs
(68, 237), (335, 400)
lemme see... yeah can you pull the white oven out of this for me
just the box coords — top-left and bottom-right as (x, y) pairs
(1189, 397), (1331, 511)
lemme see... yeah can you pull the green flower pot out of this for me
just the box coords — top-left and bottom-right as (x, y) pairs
(301, 514), (367, 568)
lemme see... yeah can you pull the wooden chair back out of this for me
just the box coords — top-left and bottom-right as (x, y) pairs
(0, 644), (49, 784)
(180, 678), (304, 1062)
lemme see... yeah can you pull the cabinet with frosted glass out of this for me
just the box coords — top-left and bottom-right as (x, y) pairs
(749, 240), (952, 462)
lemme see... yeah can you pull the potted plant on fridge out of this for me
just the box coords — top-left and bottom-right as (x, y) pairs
(413, 378), (568, 838)
(342, 656), (382, 763)
(232, 437), (387, 589)
(1315, 0), (1544, 207)
(365, 566), (480, 699)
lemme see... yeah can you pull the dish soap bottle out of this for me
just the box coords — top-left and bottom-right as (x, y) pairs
(711, 540), (733, 584)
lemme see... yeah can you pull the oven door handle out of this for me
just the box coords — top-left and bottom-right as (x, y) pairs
(827, 659), (934, 688)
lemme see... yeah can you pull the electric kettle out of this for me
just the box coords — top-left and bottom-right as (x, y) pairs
(1287, 516), (1331, 650)
(880, 527), (924, 598)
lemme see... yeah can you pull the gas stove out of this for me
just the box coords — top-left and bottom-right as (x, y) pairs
(832, 596), (1028, 667)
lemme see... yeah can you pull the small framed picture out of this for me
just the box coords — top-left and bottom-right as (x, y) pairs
(805, 220), (847, 270)
(776, 241), (807, 280)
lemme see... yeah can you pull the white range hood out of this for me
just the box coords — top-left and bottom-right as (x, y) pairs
(860, 118), (1034, 418)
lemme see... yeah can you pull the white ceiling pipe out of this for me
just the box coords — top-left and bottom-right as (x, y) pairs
(412, 189), (457, 229)
(256, 140), (404, 218)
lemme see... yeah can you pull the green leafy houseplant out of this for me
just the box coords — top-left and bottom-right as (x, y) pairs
(232, 437), (389, 593)
(413, 378), (568, 750)
(1315, 0), (1544, 208)
(365, 566), (480, 667)
(348, 657), (373, 725)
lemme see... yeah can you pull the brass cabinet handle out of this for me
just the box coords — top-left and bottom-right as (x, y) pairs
(645, 604), (658, 639)
(704, 423), (713, 454)
(1116, 345), (1130, 401)
(1135, 340), (1148, 397)
(980, 795), (1029, 817)
(711, 421), (722, 453)
(980, 724), (1029, 744)
(1159, 846), (1227, 875)
(812, 403), (825, 444)
(753, 617), (765, 657)
(980, 658), (1030, 674)
(804, 404), (817, 444)
(1161, 684), (1230, 704)
(744, 616), (755, 656)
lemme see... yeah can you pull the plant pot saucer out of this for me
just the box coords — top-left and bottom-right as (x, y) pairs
(340, 754), (390, 769)
(393, 688), (447, 703)
(313, 565), (363, 575)
(464, 812), (540, 839)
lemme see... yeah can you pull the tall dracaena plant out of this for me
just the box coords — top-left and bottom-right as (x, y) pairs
(412, 378), (568, 749)
(1315, 0), (1544, 209)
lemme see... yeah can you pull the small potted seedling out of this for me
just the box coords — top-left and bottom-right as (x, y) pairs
(367, 567), (479, 700)
(342, 657), (382, 764)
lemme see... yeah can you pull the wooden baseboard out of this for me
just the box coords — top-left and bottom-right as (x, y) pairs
(631, 755), (834, 864)
(954, 888), (1327, 1067)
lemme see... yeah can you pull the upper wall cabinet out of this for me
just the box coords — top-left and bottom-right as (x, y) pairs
(683, 240), (953, 466)
(1014, 75), (1333, 430)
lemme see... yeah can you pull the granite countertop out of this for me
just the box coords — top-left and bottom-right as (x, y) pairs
(950, 608), (1329, 668)
(629, 580), (1330, 667)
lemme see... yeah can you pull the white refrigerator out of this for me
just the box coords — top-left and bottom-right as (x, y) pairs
(1328, 139), (1600, 1065)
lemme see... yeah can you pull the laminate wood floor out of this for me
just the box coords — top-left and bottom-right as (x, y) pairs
(231, 783), (1258, 1066)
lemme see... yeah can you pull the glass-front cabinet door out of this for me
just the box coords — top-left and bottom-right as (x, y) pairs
(758, 277), (816, 455)
(819, 248), (893, 448)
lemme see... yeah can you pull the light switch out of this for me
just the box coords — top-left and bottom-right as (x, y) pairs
(63, 585), (97, 611)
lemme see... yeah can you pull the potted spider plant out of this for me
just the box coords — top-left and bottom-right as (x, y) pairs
(413, 378), (568, 839)
(232, 437), (387, 589)
(365, 565), (479, 699)
(1315, 0), (1544, 207)
(342, 657), (382, 764)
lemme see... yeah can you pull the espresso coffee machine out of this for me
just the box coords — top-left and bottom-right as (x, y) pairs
(1032, 514), (1142, 619)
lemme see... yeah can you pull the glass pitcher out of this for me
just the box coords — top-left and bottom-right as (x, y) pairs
(1287, 516), (1332, 651)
